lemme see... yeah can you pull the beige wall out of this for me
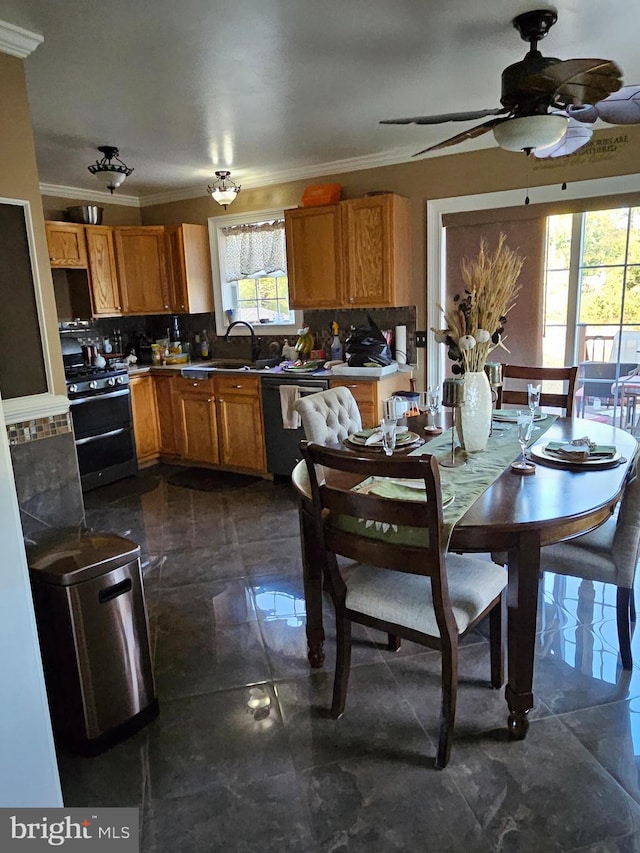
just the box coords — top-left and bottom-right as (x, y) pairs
(0, 52), (64, 395)
(140, 124), (640, 382)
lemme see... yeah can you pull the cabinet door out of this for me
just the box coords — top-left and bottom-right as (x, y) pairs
(215, 376), (266, 472)
(329, 378), (377, 428)
(130, 375), (160, 463)
(85, 226), (122, 315)
(165, 224), (213, 314)
(154, 374), (179, 456)
(114, 227), (170, 314)
(285, 206), (343, 308)
(45, 222), (87, 268)
(341, 194), (411, 308)
(175, 377), (219, 464)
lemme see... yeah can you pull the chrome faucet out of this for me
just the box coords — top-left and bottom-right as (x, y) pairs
(223, 320), (260, 362)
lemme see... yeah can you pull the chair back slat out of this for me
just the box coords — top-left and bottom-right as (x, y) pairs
(497, 364), (578, 416)
(301, 442), (445, 585)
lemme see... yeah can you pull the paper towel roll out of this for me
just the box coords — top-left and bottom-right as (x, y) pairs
(395, 325), (407, 364)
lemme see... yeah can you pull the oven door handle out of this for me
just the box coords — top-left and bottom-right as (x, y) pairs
(69, 388), (130, 405)
(75, 427), (128, 446)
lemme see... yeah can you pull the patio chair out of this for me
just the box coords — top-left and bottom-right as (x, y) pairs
(541, 458), (640, 669)
(496, 364), (578, 416)
(576, 361), (637, 418)
(300, 441), (507, 768)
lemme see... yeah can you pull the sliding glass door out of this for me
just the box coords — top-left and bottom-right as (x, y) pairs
(544, 207), (640, 431)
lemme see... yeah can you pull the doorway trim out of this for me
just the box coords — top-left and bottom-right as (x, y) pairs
(426, 174), (640, 389)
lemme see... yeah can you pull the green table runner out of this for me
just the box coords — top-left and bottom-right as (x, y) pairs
(342, 416), (557, 549)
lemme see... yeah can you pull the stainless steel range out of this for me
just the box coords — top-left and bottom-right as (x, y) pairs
(62, 339), (137, 491)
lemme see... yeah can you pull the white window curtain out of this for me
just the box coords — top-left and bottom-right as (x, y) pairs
(222, 220), (286, 282)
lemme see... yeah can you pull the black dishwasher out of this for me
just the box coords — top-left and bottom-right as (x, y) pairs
(261, 374), (330, 476)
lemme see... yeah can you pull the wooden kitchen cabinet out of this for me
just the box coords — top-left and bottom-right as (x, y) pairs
(341, 194), (411, 308)
(114, 226), (170, 314)
(165, 224), (214, 314)
(45, 222), (88, 268)
(85, 225), (122, 315)
(215, 374), (266, 472)
(130, 374), (160, 464)
(284, 205), (343, 308)
(330, 372), (412, 428)
(153, 373), (179, 456)
(284, 193), (410, 310)
(174, 376), (219, 465)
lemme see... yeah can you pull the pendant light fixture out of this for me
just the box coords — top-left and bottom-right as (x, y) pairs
(88, 146), (134, 194)
(207, 170), (241, 209)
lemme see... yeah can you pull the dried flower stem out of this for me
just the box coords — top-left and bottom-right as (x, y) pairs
(439, 234), (524, 373)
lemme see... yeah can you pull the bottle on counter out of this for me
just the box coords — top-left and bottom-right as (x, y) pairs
(200, 330), (210, 359)
(330, 321), (343, 361)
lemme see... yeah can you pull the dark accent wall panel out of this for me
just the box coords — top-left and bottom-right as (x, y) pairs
(0, 202), (47, 398)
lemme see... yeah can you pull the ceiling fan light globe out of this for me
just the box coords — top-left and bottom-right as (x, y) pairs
(493, 115), (568, 152)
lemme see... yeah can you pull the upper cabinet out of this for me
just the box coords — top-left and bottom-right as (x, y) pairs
(45, 222), (88, 268)
(284, 205), (343, 309)
(46, 221), (214, 318)
(165, 224), (214, 314)
(284, 193), (411, 310)
(85, 225), (122, 315)
(113, 226), (170, 315)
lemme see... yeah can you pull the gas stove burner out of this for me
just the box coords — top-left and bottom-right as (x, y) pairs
(65, 365), (125, 381)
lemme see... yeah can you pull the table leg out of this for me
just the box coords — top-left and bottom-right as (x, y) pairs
(505, 532), (541, 739)
(298, 499), (325, 668)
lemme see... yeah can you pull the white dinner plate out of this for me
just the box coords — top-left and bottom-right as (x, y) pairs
(346, 430), (419, 447)
(492, 411), (546, 423)
(529, 443), (621, 467)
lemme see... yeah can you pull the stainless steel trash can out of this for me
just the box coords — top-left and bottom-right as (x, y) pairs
(27, 529), (158, 754)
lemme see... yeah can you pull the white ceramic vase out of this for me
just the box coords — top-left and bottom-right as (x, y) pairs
(455, 370), (492, 452)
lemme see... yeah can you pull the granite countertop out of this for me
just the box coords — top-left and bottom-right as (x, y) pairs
(127, 362), (412, 381)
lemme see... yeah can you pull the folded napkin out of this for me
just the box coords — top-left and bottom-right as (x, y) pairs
(545, 438), (617, 461)
(362, 426), (408, 446)
(365, 431), (384, 446)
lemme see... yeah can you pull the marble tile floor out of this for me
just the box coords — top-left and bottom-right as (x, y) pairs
(54, 464), (640, 852)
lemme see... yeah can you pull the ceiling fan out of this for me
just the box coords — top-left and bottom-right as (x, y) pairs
(381, 8), (640, 159)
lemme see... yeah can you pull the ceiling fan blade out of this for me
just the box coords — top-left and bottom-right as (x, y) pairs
(522, 59), (623, 107)
(380, 108), (507, 126)
(413, 116), (510, 156)
(568, 84), (640, 125)
(532, 119), (593, 159)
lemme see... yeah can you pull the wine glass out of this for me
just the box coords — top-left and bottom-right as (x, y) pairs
(516, 413), (533, 469)
(380, 418), (397, 456)
(528, 383), (541, 429)
(424, 385), (441, 432)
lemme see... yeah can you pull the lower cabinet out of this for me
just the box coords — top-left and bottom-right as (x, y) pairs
(154, 374), (180, 456)
(329, 374), (412, 428)
(215, 375), (266, 472)
(129, 375), (160, 464)
(175, 377), (220, 465)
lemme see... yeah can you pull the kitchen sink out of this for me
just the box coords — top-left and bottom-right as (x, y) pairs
(180, 361), (257, 379)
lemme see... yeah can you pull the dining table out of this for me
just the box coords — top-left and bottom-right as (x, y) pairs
(291, 412), (638, 739)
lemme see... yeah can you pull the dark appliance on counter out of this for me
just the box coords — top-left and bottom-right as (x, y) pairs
(260, 374), (329, 476)
(62, 338), (137, 491)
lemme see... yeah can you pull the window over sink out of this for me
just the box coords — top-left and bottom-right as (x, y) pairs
(209, 207), (303, 337)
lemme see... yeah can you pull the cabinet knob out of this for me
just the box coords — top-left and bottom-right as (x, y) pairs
(218, 398), (224, 403)
(233, 384), (242, 389)
(207, 398), (212, 403)
(192, 382), (198, 387)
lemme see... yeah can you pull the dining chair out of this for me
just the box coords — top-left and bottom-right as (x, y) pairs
(293, 386), (362, 445)
(540, 460), (640, 669)
(496, 364), (578, 416)
(300, 441), (507, 769)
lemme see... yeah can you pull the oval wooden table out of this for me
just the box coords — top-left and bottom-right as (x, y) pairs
(292, 415), (638, 739)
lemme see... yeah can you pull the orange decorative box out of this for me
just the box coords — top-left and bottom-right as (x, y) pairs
(301, 184), (342, 207)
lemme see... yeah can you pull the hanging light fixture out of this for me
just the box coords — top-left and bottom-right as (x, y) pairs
(88, 146), (134, 194)
(207, 170), (241, 209)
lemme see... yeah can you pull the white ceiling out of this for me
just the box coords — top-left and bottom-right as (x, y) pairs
(4, 0), (640, 203)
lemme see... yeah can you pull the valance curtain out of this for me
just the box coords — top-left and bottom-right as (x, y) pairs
(222, 220), (286, 282)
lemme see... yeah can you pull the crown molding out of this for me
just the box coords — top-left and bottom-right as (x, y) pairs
(39, 182), (141, 207)
(136, 147), (424, 207)
(0, 19), (43, 58)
